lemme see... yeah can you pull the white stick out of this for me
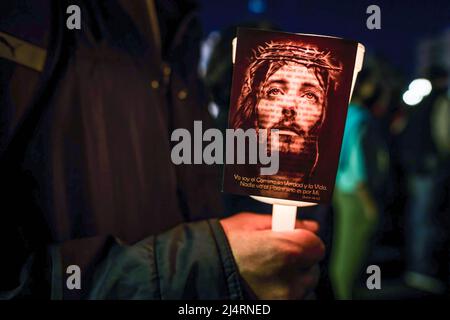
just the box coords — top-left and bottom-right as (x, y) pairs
(272, 204), (297, 231)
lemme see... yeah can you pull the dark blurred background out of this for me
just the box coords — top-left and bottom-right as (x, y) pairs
(199, 0), (450, 77)
(199, 0), (450, 299)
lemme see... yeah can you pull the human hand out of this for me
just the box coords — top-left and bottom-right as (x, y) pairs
(220, 213), (325, 299)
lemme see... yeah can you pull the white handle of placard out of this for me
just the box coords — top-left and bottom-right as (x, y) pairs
(272, 204), (297, 231)
(250, 196), (318, 231)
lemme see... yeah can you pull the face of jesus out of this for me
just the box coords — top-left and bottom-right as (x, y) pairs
(256, 62), (326, 156)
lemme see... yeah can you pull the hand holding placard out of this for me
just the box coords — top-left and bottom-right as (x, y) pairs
(225, 28), (365, 231)
(220, 213), (325, 299)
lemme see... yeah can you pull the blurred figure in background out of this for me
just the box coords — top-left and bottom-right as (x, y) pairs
(330, 66), (390, 299)
(401, 66), (450, 294)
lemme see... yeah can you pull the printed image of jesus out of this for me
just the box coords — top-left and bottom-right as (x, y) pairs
(231, 40), (343, 183)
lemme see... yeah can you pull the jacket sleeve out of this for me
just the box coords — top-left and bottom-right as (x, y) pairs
(2, 219), (244, 300)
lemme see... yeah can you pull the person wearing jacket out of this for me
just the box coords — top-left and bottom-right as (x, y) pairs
(0, 0), (324, 299)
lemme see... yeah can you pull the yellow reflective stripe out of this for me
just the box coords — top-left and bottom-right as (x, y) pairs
(145, 0), (161, 54)
(0, 31), (46, 72)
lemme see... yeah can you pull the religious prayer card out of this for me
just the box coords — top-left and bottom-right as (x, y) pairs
(223, 28), (364, 203)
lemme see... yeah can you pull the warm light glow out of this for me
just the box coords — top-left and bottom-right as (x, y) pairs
(408, 78), (432, 97)
(402, 90), (423, 106)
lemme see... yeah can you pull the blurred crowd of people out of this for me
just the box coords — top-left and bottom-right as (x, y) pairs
(203, 23), (450, 299)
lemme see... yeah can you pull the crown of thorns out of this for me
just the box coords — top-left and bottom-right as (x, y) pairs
(252, 41), (342, 72)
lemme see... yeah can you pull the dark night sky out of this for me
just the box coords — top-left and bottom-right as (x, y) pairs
(1, 0), (449, 78)
(198, 0), (450, 78)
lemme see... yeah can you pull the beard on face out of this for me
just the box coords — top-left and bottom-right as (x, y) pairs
(262, 120), (320, 181)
